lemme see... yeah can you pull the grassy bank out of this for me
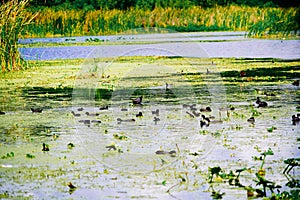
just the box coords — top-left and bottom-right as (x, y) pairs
(23, 6), (299, 38)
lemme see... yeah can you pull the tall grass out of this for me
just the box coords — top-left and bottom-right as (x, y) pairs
(0, 0), (37, 72)
(23, 5), (299, 38)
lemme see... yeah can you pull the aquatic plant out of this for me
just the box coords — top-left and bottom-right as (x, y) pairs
(1, 152), (14, 159)
(0, 0), (38, 72)
(254, 173), (281, 197)
(259, 148), (274, 170)
(208, 166), (222, 183)
(22, 6), (299, 38)
(248, 7), (300, 37)
(283, 158), (300, 174)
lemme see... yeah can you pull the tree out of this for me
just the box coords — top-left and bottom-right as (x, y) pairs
(0, 0), (38, 72)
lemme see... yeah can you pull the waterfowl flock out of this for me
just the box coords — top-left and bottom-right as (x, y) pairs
(4, 90), (295, 154)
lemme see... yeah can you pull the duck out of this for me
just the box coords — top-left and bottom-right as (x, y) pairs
(240, 70), (246, 77)
(77, 107), (84, 111)
(132, 96), (142, 105)
(153, 117), (160, 124)
(117, 118), (135, 124)
(247, 116), (255, 123)
(91, 120), (101, 123)
(99, 105), (108, 110)
(136, 111), (143, 117)
(200, 120), (209, 128)
(202, 114), (210, 123)
(292, 115), (300, 122)
(200, 107), (212, 112)
(68, 182), (77, 189)
(256, 97), (268, 108)
(165, 82), (170, 91)
(71, 111), (81, 117)
(85, 112), (99, 116)
(152, 109), (159, 116)
(42, 143), (49, 151)
(31, 108), (43, 113)
(292, 80), (299, 86)
(78, 119), (91, 125)
(190, 104), (197, 111)
(0, 111), (5, 115)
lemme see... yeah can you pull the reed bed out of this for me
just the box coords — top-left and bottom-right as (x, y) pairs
(23, 5), (299, 38)
(0, 0), (37, 72)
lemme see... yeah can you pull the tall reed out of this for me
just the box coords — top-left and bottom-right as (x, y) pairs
(0, 0), (38, 72)
(22, 6), (299, 38)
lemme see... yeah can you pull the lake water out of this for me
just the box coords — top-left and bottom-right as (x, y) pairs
(19, 32), (300, 60)
(1, 32), (299, 199)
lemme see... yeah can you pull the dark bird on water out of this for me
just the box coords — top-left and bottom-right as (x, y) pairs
(99, 105), (109, 110)
(200, 107), (212, 112)
(200, 120), (209, 128)
(71, 111), (81, 117)
(31, 108), (43, 113)
(292, 114), (300, 123)
(42, 143), (49, 151)
(132, 96), (142, 105)
(68, 182), (77, 189)
(152, 109), (159, 116)
(153, 116), (160, 124)
(247, 116), (255, 123)
(85, 112), (99, 116)
(292, 80), (299, 86)
(0, 111), (5, 115)
(117, 118), (135, 124)
(136, 112), (143, 117)
(256, 97), (268, 108)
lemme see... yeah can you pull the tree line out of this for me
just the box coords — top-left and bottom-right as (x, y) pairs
(25, 0), (300, 10)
